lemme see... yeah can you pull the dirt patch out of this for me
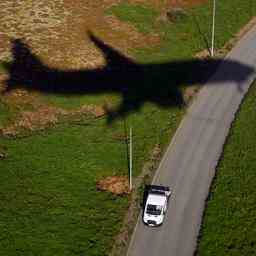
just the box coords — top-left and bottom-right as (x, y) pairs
(2, 88), (42, 109)
(0, 105), (65, 136)
(112, 132), (127, 142)
(0, 102), (106, 137)
(96, 176), (130, 195)
(77, 104), (106, 118)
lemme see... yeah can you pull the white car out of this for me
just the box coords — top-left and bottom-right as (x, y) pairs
(143, 185), (171, 227)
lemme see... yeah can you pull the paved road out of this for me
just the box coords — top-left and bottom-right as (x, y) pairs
(127, 25), (256, 256)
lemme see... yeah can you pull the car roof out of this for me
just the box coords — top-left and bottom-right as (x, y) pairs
(147, 193), (166, 206)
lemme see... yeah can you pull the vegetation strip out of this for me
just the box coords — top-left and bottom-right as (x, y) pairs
(197, 81), (256, 256)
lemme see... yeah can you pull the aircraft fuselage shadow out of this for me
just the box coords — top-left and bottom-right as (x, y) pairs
(3, 32), (254, 122)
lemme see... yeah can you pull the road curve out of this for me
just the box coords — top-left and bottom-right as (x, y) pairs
(127, 25), (256, 256)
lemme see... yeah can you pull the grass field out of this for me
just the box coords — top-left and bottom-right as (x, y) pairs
(197, 81), (256, 256)
(108, 0), (256, 61)
(0, 0), (255, 255)
(0, 105), (184, 256)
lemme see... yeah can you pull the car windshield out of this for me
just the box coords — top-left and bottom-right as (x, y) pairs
(146, 204), (162, 215)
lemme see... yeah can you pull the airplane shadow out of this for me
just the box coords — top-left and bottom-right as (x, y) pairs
(2, 31), (255, 123)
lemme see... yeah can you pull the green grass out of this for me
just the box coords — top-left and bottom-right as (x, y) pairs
(0, 101), (10, 127)
(0, 123), (129, 256)
(0, 104), (183, 256)
(197, 81), (256, 256)
(0, 63), (5, 73)
(1, 0), (256, 255)
(0, 61), (9, 74)
(0, 65), (4, 74)
(40, 93), (120, 110)
(106, 3), (159, 34)
(108, 0), (256, 62)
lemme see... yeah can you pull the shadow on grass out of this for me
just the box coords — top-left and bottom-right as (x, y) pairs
(1, 31), (254, 122)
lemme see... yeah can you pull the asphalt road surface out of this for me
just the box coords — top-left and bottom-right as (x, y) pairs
(127, 25), (256, 256)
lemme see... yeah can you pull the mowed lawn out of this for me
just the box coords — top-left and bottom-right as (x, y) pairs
(108, 0), (256, 62)
(0, 0), (255, 255)
(197, 81), (256, 256)
(0, 107), (183, 256)
(0, 122), (130, 256)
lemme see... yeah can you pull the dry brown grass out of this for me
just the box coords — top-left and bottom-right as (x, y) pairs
(0, 0), (208, 119)
(0, 0), (70, 61)
(96, 176), (130, 195)
(0, 0), (163, 70)
(0, 0), (252, 136)
(0, 105), (65, 136)
(0, 0), (207, 67)
(0, 0), (165, 125)
(0, 102), (106, 136)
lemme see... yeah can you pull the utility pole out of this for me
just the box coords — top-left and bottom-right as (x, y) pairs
(129, 127), (132, 191)
(211, 0), (216, 56)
